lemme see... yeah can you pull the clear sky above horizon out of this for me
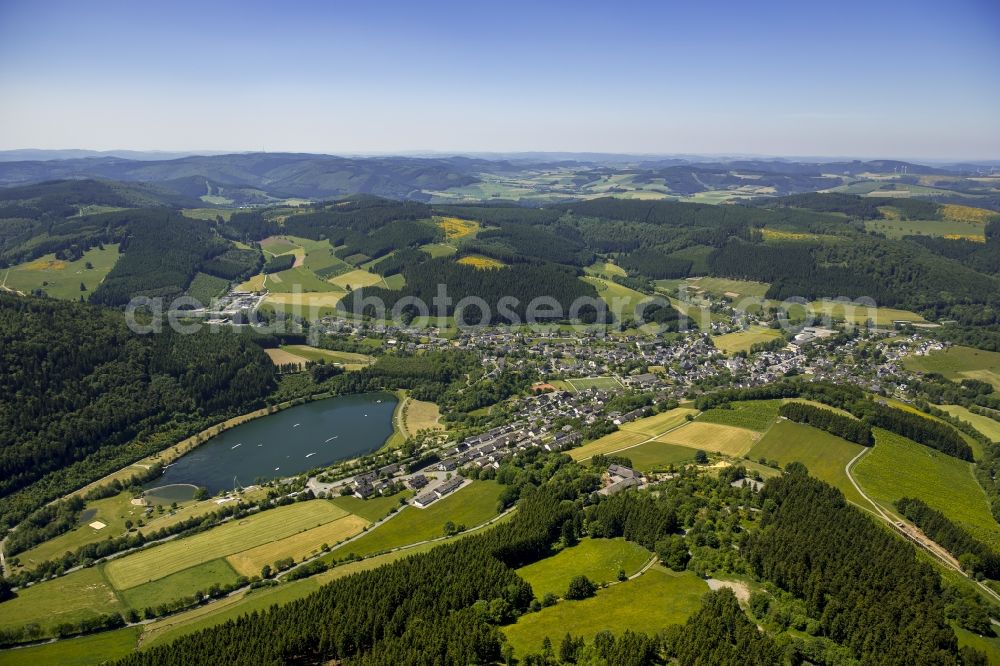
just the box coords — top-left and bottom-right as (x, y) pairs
(1, 0), (998, 160)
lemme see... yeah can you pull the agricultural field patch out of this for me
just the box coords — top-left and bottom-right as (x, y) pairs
(456, 254), (505, 270)
(435, 216), (479, 240)
(852, 429), (1000, 550)
(569, 430), (650, 461)
(864, 218), (986, 241)
(104, 501), (350, 589)
(265, 347), (308, 368)
(747, 420), (866, 506)
(328, 268), (384, 290)
(682, 276), (771, 300)
(261, 291), (346, 318)
(696, 400), (781, 432)
(622, 440), (699, 472)
(326, 481), (503, 559)
(937, 405), (1000, 443)
(711, 326), (783, 354)
(0, 626), (142, 666)
(903, 346), (1000, 391)
(502, 567), (707, 657)
(2, 245), (120, 300)
(581, 276), (650, 320)
(619, 407), (700, 437)
(279, 345), (374, 369)
(419, 242), (458, 258)
(265, 266), (334, 292)
(583, 261), (627, 279)
(0, 566), (124, 638)
(516, 538), (652, 599)
(657, 422), (760, 457)
(119, 559), (241, 610)
(226, 514), (370, 576)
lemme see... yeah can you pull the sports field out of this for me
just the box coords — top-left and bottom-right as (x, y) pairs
(326, 481), (503, 559)
(0, 566), (124, 637)
(904, 346), (1000, 391)
(516, 538), (651, 599)
(619, 407), (699, 437)
(656, 422), (760, 457)
(696, 400), (780, 432)
(104, 501), (351, 589)
(747, 420), (866, 506)
(565, 376), (624, 392)
(852, 429), (1000, 550)
(226, 514), (369, 576)
(569, 430), (649, 461)
(119, 559), (241, 610)
(712, 326), (782, 354)
(502, 567), (707, 657)
(2, 245), (120, 300)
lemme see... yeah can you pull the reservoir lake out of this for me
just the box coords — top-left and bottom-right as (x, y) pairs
(148, 392), (397, 494)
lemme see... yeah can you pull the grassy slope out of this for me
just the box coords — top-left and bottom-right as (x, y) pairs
(104, 501), (350, 589)
(3, 245), (120, 300)
(226, 515), (369, 576)
(904, 346), (1000, 391)
(747, 420), (866, 506)
(938, 405), (1000, 443)
(502, 567), (707, 657)
(852, 429), (1000, 550)
(0, 567), (124, 638)
(0, 627), (142, 666)
(324, 481), (503, 559)
(624, 440), (699, 472)
(656, 422), (760, 457)
(696, 400), (781, 432)
(515, 538), (651, 599)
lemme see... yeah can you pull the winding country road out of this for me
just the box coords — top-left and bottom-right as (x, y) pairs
(845, 447), (1000, 604)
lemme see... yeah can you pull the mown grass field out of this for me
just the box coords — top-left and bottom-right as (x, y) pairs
(0, 566), (124, 638)
(502, 567), (707, 657)
(398, 396), (443, 437)
(657, 422), (760, 457)
(326, 481), (503, 559)
(619, 407), (699, 437)
(420, 242), (458, 258)
(104, 501), (350, 589)
(0, 626), (142, 666)
(696, 400), (781, 432)
(119, 559), (241, 610)
(747, 420), (866, 506)
(265, 347), (308, 367)
(2, 245), (120, 300)
(266, 266), (335, 292)
(569, 430), (650, 461)
(938, 405), (1000, 443)
(330, 494), (405, 523)
(623, 440), (699, 471)
(279, 345), (374, 369)
(227, 514), (369, 576)
(516, 538), (651, 599)
(683, 276), (770, 300)
(852, 429), (1000, 550)
(328, 268), (385, 290)
(712, 326), (782, 354)
(261, 291), (346, 318)
(904, 346), (1000, 391)
(785, 301), (926, 326)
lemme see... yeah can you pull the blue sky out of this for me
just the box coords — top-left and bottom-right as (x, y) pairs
(0, 0), (998, 159)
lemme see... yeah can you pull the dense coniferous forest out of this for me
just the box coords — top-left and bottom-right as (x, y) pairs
(747, 468), (962, 664)
(777, 402), (873, 445)
(0, 294), (276, 528)
(343, 258), (602, 324)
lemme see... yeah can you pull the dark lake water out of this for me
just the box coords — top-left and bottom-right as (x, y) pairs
(147, 392), (397, 494)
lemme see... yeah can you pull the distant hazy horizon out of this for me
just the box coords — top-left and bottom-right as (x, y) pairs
(1, 0), (998, 159)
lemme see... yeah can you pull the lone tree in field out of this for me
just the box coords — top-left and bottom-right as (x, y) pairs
(694, 450), (709, 464)
(565, 575), (597, 600)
